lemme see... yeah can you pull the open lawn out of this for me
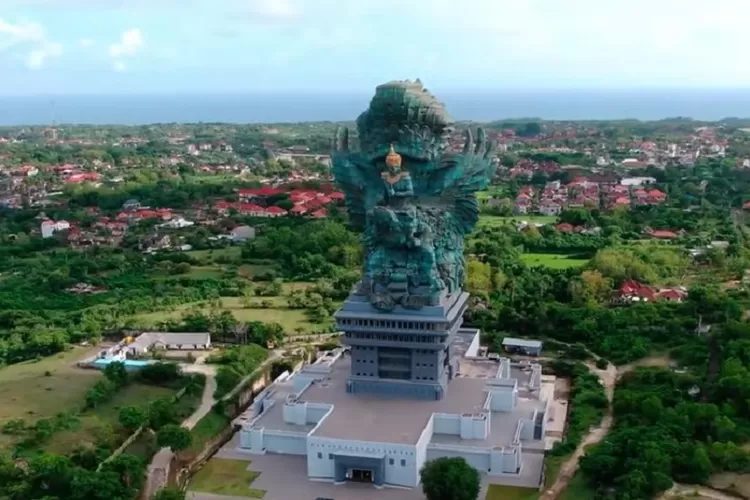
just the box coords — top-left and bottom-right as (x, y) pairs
(486, 484), (539, 500)
(187, 411), (230, 455)
(238, 264), (276, 278)
(133, 285), (334, 334)
(187, 246), (242, 263)
(521, 253), (589, 269)
(190, 458), (265, 498)
(42, 383), (178, 454)
(0, 347), (100, 425)
(478, 214), (558, 228)
(122, 428), (158, 461)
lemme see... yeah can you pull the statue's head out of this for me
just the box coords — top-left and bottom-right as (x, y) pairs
(356, 80), (454, 163)
(385, 144), (402, 172)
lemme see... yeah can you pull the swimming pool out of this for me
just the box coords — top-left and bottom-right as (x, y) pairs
(92, 358), (154, 370)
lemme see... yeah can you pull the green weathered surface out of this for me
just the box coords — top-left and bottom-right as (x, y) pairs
(332, 80), (496, 311)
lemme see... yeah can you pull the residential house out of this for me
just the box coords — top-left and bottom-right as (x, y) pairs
(614, 280), (656, 303)
(133, 208), (173, 221)
(238, 186), (283, 202)
(160, 217), (195, 229)
(41, 219), (70, 238)
(621, 177), (656, 187)
(657, 288), (688, 302)
(11, 165), (39, 177)
(65, 172), (101, 184)
(122, 198), (141, 211)
(646, 229), (680, 240)
(264, 206), (288, 217)
(230, 225), (256, 242)
(621, 158), (649, 168)
(539, 202), (562, 216)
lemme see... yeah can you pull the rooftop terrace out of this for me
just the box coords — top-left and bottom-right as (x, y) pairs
(248, 332), (546, 447)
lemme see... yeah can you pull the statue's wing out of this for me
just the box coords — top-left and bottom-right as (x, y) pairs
(434, 128), (497, 234)
(332, 126), (382, 231)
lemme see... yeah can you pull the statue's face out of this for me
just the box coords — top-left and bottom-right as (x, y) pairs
(385, 156), (402, 173)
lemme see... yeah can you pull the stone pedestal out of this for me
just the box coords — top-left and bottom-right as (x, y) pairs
(335, 287), (468, 401)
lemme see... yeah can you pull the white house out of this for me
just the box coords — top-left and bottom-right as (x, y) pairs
(126, 332), (211, 355)
(231, 225), (256, 242)
(160, 217), (195, 229)
(41, 220), (70, 238)
(621, 177), (656, 187)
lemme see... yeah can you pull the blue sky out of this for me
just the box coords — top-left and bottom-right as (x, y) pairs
(1, 0), (748, 95)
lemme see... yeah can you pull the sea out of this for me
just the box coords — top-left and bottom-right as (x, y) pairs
(2, 89), (750, 126)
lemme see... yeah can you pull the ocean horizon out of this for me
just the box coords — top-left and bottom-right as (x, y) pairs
(2, 89), (750, 126)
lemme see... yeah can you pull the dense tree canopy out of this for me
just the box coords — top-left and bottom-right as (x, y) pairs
(420, 457), (480, 500)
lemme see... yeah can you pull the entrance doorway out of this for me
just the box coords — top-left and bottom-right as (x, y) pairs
(348, 468), (373, 483)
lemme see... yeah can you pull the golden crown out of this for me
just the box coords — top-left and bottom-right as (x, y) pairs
(385, 144), (402, 168)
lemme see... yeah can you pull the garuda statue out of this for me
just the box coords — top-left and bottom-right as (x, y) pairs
(333, 80), (496, 311)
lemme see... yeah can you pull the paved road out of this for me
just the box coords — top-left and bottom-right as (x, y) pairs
(184, 374), (217, 429)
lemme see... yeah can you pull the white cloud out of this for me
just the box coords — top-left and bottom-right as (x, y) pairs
(245, 0), (301, 23)
(0, 17), (44, 51)
(26, 41), (62, 69)
(79, 38), (94, 48)
(109, 28), (144, 58)
(109, 28), (143, 72)
(0, 17), (62, 69)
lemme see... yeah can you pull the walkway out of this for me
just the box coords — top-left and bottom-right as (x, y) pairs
(144, 371), (217, 500)
(658, 483), (744, 500)
(539, 348), (674, 500)
(537, 359), (616, 500)
(146, 352), (281, 499)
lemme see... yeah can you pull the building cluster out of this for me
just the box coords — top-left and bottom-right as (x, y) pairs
(510, 176), (667, 215)
(34, 181), (346, 252)
(613, 280), (688, 304)
(214, 186), (345, 219)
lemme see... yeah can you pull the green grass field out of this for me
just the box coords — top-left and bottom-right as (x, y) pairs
(486, 484), (540, 500)
(0, 347), (100, 425)
(186, 411), (231, 456)
(42, 383), (178, 454)
(521, 253), (589, 269)
(478, 214), (558, 228)
(133, 293), (334, 334)
(189, 458), (265, 498)
(187, 246), (243, 263)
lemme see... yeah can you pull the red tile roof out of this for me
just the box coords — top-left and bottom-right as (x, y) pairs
(65, 172), (101, 183)
(649, 230), (678, 239)
(238, 186), (283, 197)
(618, 280), (656, 300)
(238, 203), (265, 214)
(265, 206), (287, 215)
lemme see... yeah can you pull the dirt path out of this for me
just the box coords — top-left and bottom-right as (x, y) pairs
(658, 483), (744, 500)
(538, 354), (668, 500)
